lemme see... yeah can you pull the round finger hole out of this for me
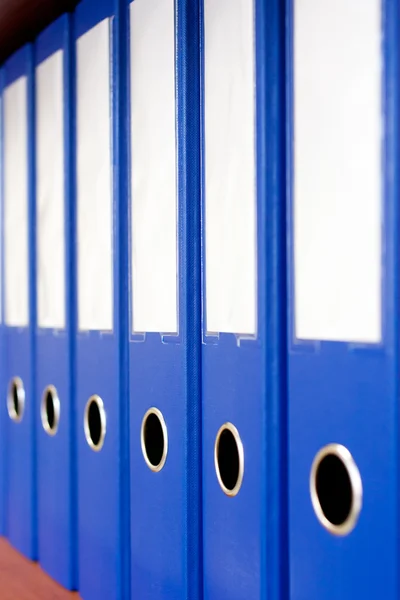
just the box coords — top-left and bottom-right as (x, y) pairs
(41, 385), (60, 436)
(310, 443), (362, 536)
(214, 423), (244, 497)
(141, 408), (168, 472)
(7, 377), (25, 423)
(84, 395), (106, 451)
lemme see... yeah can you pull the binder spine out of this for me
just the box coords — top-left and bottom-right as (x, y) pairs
(286, 0), (400, 598)
(261, 0), (287, 598)
(385, 1), (400, 595)
(65, 11), (78, 589)
(3, 45), (37, 559)
(115, 0), (130, 596)
(27, 39), (38, 564)
(0, 67), (5, 537)
(176, 0), (202, 595)
(200, 0), (286, 598)
(74, 1), (124, 597)
(128, 0), (202, 596)
(35, 14), (77, 588)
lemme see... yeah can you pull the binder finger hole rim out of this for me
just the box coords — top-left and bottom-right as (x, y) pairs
(40, 385), (60, 436)
(140, 408), (168, 472)
(84, 395), (107, 452)
(214, 423), (244, 497)
(310, 443), (363, 536)
(7, 377), (25, 423)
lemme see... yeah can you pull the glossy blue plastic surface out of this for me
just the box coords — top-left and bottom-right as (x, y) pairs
(74, 1), (127, 598)
(2, 45), (37, 560)
(0, 70), (5, 539)
(286, 1), (399, 599)
(128, 0), (202, 598)
(201, 1), (286, 599)
(35, 14), (77, 590)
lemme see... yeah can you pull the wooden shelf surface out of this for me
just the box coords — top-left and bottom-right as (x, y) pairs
(0, 537), (81, 599)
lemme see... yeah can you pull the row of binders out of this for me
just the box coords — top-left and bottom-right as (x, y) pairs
(0, 0), (396, 598)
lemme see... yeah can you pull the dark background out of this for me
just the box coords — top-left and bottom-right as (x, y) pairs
(0, 0), (79, 63)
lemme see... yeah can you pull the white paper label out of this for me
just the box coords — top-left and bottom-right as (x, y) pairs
(294, 0), (382, 343)
(4, 76), (29, 327)
(36, 50), (66, 329)
(204, 0), (257, 335)
(77, 19), (113, 331)
(130, 0), (178, 334)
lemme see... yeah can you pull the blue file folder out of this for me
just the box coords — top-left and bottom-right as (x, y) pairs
(35, 14), (76, 589)
(201, 0), (286, 599)
(0, 73), (5, 539)
(128, 0), (202, 597)
(2, 44), (37, 560)
(75, 0), (127, 598)
(287, 0), (399, 598)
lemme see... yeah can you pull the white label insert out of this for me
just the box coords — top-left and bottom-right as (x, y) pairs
(204, 0), (257, 335)
(130, 0), (178, 334)
(36, 50), (66, 329)
(4, 76), (29, 327)
(294, 0), (382, 342)
(77, 19), (113, 331)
